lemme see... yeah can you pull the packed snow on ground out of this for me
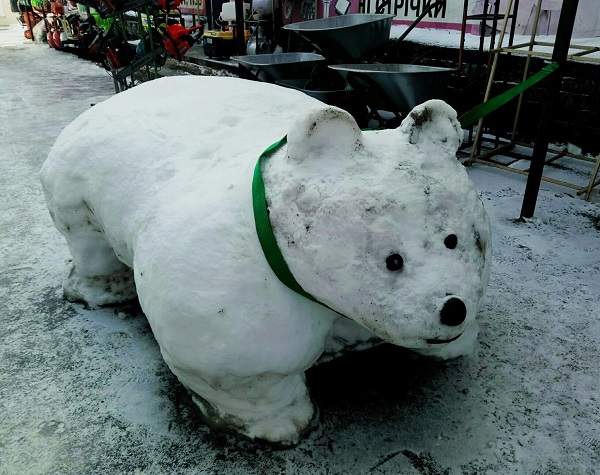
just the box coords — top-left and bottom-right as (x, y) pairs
(1, 23), (600, 474)
(391, 23), (600, 60)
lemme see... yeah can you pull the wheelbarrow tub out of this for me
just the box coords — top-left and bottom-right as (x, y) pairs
(329, 63), (455, 114)
(232, 52), (326, 83)
(283, 14), (394, 61)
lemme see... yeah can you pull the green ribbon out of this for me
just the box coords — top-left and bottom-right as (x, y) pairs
(458, 62), (559, 128)
(252, 136), (322, 305)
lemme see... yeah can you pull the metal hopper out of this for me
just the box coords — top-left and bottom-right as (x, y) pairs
(283, 14), (395, 61)
(275, 78), (369, 126)
(232, 52), (326, 83)
(328, 63), (454, 116)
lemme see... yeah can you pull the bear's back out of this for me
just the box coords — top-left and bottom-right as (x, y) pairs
(40, 77), (323, 258)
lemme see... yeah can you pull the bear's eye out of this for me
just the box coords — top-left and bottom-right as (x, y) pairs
(444, 234), (458, 249)
(386, 254), (404, 272)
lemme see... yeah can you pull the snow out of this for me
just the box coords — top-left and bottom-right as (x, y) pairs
(391, 24), (600, 61)
(2, 23), (600, 473)
(39, 75), (337, 444)
(39, 73), (490, 444)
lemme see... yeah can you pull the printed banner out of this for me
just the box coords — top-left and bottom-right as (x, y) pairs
(364, 0), (479, 31)
(180, 0), (205, 14)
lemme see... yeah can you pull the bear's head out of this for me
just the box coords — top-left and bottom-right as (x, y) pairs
(263, 100), (491, 355)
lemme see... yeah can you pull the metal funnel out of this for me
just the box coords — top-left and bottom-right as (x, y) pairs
(232, 53), (326, 83)
(283, 14), (394, 61)
(329, 63), (454, 114)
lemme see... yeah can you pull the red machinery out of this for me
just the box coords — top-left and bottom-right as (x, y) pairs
(18, 1), (45, 40)
(45, 2), (65, 48)
(162, 23), (204, 61)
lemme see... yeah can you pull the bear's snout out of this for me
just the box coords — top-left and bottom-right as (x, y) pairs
(440, 297), (466, 327)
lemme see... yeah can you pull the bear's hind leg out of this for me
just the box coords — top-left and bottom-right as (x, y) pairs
(51, 203), (137, 308)
(63, 260), (137, 309)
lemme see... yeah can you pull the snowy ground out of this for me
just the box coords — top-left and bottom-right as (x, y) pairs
(2, 23), (600, 474)
(390, 23), (600, 60)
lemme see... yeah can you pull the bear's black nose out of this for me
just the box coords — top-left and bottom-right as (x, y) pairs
(440, 297), (466, 326)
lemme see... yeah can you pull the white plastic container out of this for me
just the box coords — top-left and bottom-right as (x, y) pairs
(221, 2), (251, 21)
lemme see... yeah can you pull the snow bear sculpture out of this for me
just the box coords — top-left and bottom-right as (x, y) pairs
(40, 76), (491, 445)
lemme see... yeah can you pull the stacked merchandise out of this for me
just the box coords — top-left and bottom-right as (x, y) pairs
(17, 0), (206, 90)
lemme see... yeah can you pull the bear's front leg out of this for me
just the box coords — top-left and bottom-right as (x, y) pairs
(179, 370), (316, 446)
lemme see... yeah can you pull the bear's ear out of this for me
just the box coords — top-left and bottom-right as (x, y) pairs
(399, 99), (463, 153)
(286, 106), (363, 163)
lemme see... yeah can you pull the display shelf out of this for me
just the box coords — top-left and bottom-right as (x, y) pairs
(110, 46), (166, 91)
(495, 41), (600, 64)
(461, 0), (600, 200)
(96, 2), (168, 93)
(91, 0), (154, 19)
